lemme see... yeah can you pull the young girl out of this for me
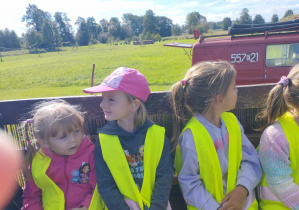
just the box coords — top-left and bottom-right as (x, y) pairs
(83, 67), (173, 210)
(171, 60), (262, 210)
(21, 100), (103, 210)
(256, 64), (299, 210)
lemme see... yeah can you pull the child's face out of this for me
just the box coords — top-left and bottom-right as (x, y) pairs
(100, 91), (134, 122)
(222, 75), (238, 111)
(46, 128), (83, 156)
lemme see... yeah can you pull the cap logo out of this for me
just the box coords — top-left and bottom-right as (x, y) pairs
(102, 68), (129, 88)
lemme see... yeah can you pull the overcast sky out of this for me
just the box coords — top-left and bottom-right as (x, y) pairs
(1, 0), (299, 36)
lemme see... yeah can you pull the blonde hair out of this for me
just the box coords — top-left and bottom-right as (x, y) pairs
(256, 64), (299, 130)
(23, 99), (85, 179)
(170, 60), (236, 150)
(127, 94), (150, 127)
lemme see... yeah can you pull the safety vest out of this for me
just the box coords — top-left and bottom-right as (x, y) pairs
(32, 150), (104, 210)
(175, 112), (258, 210)
(258, 113), (299, 210)
(99, 124), (165, 210)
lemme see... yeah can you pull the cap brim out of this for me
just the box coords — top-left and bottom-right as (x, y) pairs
(83, 84), (119, 93)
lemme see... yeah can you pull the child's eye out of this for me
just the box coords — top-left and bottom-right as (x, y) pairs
(109, 98), (115, 102)
(59, 135), (67, 139)
(75, 129), (80, 133)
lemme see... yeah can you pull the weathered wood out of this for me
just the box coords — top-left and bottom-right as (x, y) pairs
(0, 84), (275, 129)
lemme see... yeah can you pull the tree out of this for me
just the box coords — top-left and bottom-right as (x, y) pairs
(0, 28), (20, 49)
(76, 21), (90, 46)
(253, 14), (265, 24)
(22, 4), (51, 32)
(108, 17), (122, 39)
(25, 29), (42, 48)
(186, 12), (206, 34)
(157, 16), (172, 37)
(87, 17), (98, 39)
(54, 12), (74, 44)
(283, 10), (294, 18)
(271, 14), (279, 23)
(222, 17), (232, 30)
(171, 24), (181, 36)
(239, 8), (252, 24)
(100, 19), (109, 33)
(142, 10), (159, 35)
(41, 19), (61, 49)
(122, 13), (143, 36)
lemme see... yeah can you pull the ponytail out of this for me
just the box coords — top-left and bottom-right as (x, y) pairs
(170, 80), (192, 151)
(256, 64), (299, 130)
(256, 85), (288, 131)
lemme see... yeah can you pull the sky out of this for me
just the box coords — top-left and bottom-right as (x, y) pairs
(1, 0), (299, 36)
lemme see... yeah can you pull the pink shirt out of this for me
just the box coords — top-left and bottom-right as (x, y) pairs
(22, 136), (96, 210)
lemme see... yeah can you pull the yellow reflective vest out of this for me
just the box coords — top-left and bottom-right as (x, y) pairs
(32, 150), (104, 210)
(258, 113), (299, 210)
(175, 112), (258, 210)
(99, 124), (165, 210)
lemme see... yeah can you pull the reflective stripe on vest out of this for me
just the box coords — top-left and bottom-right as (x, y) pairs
(99, 124), (165, 210)
(32, 150), (104, 210)
(175, 112), (258, 210)
(258, 113), (299, 210)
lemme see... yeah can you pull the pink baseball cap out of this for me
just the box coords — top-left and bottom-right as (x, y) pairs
(83, 67), (151, 102)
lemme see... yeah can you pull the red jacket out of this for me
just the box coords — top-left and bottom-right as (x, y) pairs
(22, 136), (96, 210)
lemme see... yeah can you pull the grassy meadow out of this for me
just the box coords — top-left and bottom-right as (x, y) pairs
(0, 38), (195, 101)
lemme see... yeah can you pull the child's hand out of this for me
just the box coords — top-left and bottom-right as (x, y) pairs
(71, 207), (88, 210)
(218, 185), (248, 210)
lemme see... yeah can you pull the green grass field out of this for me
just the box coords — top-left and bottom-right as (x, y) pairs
(0, 39), (197, 101)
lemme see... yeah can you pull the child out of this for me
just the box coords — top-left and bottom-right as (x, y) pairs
(83, 67), (173, 210)
(256, 64), (299, 209)
(21, 100), (103, 210)
(171, 61), (262, 210)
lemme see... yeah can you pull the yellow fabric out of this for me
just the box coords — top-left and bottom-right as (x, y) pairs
(175, 112), (257, 210)
(99, 124), (165, 210)
(32, 150), (104, 210)
(259, 113), (299, 210)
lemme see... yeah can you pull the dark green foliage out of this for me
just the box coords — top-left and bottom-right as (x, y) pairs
(238, 8), (252, 24)
(222, 17), (232, 30)
(0, 28), (21, 49)
(271, 14), (279, 23)
(253, 14), (265, 24)
(143, 10), (159, 35)
(283, 10), (294, 18)
(22, 4), (51, 32)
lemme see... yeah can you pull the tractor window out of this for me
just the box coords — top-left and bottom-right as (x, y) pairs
(266, 43), (299, 67)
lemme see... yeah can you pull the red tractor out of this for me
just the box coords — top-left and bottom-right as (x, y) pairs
(165, 18), (299, 85)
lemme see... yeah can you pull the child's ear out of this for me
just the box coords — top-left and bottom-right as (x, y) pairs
(132, 99), (141, 112)
(214, 94), (223, 104)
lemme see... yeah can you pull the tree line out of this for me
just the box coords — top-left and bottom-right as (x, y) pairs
(0, 4), (296, 51)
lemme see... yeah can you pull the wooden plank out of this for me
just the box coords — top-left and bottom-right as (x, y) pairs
(0, 84), (275, 128)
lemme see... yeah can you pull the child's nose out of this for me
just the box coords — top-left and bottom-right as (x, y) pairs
(100, 100), (105, 109)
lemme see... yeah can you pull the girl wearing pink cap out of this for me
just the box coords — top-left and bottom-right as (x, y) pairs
(83, 67), (173, 210)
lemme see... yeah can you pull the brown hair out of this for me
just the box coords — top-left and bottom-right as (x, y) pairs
(23, 99), (85, 179)
(170, 60), (236, 150)
(256, 64), (299, 130)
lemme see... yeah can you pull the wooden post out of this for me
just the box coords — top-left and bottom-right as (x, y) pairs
(91, 64), (95, 95)
(0, 52), (2, 62)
